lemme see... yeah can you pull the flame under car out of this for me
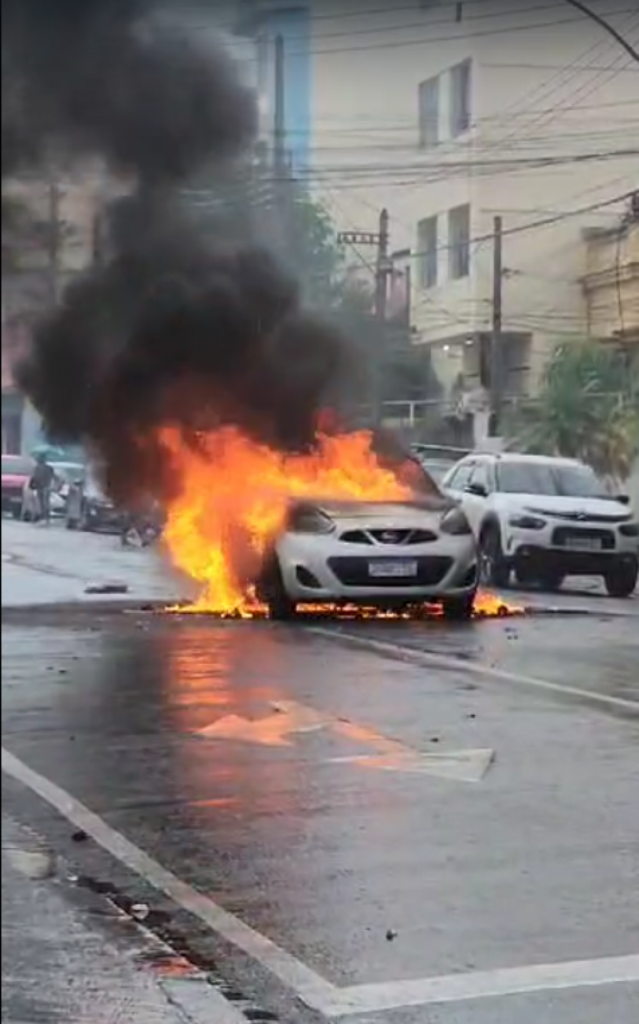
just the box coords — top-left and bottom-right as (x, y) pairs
(255, 494), (478, 620)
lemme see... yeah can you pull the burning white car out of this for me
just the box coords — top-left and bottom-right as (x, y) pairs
(255, 493), (478, 620)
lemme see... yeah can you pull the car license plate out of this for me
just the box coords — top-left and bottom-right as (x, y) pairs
(564, 536), (602, 551)
(368, 560), (418, 578)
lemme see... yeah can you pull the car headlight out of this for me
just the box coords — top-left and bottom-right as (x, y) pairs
(508, 514), (546, 530)
(289, 508), (336, 535)
(619, 522), (639, 537)
(440, 506), (472, 535)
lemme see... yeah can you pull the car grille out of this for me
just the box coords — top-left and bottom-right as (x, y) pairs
(551, 526), (616, 550)
(327, 556), (452, 587)
(339, 528), (437, 545)
(545, 510), (630, 524)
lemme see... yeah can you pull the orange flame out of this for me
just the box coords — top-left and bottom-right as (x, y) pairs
(160, 425), (522, 620)
(161, 425), (414, 614)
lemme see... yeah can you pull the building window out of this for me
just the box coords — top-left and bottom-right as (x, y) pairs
(450, 58), (472, 136)
(418, 76), (439, 149)
(448, 204), (470, 279)
(417, 215), (438, 289)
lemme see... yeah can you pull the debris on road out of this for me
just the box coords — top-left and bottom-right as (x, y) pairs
(84, 582), (130, 595)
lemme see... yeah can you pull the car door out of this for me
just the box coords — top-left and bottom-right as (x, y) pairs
(462, 460), (492, 536)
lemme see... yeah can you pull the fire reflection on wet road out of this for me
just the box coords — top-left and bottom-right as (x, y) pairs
(2, 606), (639, 1023)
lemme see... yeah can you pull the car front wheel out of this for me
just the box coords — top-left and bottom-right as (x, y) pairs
(479, 525), (510, 588)
(604, 560), (638, 598)
(441, 592), (476, 621)
(260, 558), (299, 621)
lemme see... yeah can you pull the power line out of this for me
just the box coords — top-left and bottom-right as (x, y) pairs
(201, 5), (638, 60)
(563, 0), (639, 63)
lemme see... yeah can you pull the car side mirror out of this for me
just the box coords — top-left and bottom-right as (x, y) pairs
(465, 482), (488, 497)
(616, 494), (630, 505)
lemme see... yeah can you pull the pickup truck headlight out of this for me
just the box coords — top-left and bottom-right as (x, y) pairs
(508, 514), (545, 530)
(440, 506), (472, 535)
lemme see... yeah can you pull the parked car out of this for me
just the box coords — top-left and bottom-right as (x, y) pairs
(442, 452), (638, 597)
(411, 444), (471, 485)
(21, 461), (85, 521)
(66, 470), (123, 532)
(2, 454), (35, 518)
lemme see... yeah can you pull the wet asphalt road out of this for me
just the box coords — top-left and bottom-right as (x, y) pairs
(2, 521), (639, 1023)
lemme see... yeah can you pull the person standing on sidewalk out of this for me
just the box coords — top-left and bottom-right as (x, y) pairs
(28, 454), (55, 525)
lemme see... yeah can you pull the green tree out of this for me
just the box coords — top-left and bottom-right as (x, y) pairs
(510, 339), (639, 480)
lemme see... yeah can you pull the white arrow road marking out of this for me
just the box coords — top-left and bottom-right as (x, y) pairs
(327, 748), (495, 782)
(198, 702), (332, 747)
(197, 700), (495, 781)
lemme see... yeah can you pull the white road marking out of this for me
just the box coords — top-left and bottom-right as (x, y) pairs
(327, 748), (495, 782)
(1, 746), (337, 1016)
(197, 700), (494, 781)
(3, 746), (637, 1017)
(309, 627), (639, 715)
(330, 954), (639, 1016)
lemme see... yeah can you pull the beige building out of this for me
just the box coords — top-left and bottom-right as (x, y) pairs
(582, 213), (639, 345)
(308, 0), (639, 405)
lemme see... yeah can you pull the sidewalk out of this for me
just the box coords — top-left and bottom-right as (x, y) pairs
(2, 518), (191, 608)
(2, 819), (248, 1024)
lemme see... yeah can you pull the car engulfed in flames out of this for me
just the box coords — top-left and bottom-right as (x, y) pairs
(157, 424), (504, 620)
(255, 495), (478, 620)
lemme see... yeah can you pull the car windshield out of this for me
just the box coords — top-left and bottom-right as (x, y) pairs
(419, 459), (455, 483)
(496, 461), (608, 498)
(2, 456), (33, 475)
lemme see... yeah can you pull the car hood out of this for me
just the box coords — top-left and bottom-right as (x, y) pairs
(497, 492), (632, 520)
(310, 496), (454, 519)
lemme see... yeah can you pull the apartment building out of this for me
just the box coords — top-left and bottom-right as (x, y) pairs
(308, 0), (639, 404)
(582, 205), (639, 344)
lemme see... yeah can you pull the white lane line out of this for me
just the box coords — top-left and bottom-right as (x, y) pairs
(330, 954), (639, 1015)
(3, 746), (638, 1018)
(308, 627), (639, 715)
(1, 747), (338, 1016)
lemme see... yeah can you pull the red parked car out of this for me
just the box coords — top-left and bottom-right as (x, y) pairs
(1, 454), (35, 518)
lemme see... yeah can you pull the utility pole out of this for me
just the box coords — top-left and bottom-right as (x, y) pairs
(490, 214), (503, 436)
(272, 33), (291, 254)
(338, 210), (392, 426)
(46, 176), (63, 307)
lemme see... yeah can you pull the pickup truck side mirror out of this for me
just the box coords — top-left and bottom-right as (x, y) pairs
(465, 482), (488, 498)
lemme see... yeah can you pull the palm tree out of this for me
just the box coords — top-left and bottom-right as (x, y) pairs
(510, 339), (639, 481)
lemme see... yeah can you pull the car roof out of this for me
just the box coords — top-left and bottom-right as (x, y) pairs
(458, 452), (583, 468)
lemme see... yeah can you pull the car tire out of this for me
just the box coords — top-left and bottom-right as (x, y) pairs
(514, 564), (537, 587)
(441, 592), (476, 621)
(604, 561), (638, 598)
(12, 506), (22, 520)
(479, 524), (510, 588)
(538, 571), (564, 593)
(66, 516), (78, 530)
(262, 559), (298, 621)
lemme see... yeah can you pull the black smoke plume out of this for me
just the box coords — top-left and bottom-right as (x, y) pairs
(3, 0), (354, 503)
